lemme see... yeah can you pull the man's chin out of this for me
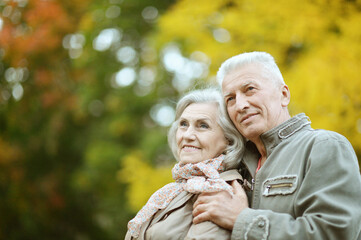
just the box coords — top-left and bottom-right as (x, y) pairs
(239, 128), (262, 141)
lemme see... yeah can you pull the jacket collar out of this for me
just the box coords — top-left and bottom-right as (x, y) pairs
(243, 113), (311, 176)
(260, 113), (311, 157)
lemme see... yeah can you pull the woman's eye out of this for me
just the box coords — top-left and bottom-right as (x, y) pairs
(247, 86), (255, 91)
(180, 121), (188, 127)
(200, 123), (209, 129)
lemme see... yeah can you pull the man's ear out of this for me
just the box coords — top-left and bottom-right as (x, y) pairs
(281, 85), (290, 107)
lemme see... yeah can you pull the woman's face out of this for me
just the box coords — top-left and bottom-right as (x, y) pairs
(176, 102), (228, 164)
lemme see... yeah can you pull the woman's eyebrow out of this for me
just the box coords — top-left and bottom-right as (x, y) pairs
(196, 117), (211, 122)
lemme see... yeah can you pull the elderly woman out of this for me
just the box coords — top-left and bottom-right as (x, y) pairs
(125, 87), (245, 240)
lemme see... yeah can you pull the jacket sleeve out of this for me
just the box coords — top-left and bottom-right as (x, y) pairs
(231, 135), (361, 240)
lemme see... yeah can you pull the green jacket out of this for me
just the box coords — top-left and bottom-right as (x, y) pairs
(232, 113), (361, 240)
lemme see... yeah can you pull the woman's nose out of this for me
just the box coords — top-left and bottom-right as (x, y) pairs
(183, 127), (196, 140)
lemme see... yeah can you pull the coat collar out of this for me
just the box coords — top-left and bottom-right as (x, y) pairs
(261, 113), (311, 157)
(243, 113), (311, 177)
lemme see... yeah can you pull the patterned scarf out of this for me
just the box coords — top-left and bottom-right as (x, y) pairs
(127, 155), (233, 238)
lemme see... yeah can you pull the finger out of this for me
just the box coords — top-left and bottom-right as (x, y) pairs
(231, 180), (244, 195)
(197, 192), (214, 197)
(193, 193), (213, 209)
(192, 202), (203, 218)
(193, 196), (213, 218)
(193, 198), (206, 211)
(193, 210), (211, 224)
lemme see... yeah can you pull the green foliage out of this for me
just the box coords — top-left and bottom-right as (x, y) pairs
(0, 0), (176, 239)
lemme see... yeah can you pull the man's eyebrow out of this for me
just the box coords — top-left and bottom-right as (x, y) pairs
(223, 92), (233, 98)
(223, 82), (250, 97)
(241, 81), (254, 88)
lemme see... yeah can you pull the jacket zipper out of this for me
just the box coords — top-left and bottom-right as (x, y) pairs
(251, 178), (255, 207)
(265, 183), (293, 194)
(251, 178), (255, 191)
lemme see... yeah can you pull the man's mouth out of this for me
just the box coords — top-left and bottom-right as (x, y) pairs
(240, 113), (258, 123)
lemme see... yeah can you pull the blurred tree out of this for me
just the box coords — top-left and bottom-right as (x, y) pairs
(0, 0), (104, 239)
(0, 0), (176, 239)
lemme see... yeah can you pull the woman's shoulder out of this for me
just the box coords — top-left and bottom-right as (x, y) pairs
(220, 169), (243, 182)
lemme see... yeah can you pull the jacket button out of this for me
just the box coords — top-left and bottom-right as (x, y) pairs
(258, 220), (265, 228)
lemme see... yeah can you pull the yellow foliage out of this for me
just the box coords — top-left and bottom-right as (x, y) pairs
(118, 151), (174, 211)
(152, 0), (361, 157)
(287, 34), (361, 148)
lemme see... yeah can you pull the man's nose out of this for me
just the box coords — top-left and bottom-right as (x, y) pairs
(235, 94), (249, 112)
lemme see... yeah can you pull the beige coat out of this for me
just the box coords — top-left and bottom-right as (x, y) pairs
(125, 169), (243, 240)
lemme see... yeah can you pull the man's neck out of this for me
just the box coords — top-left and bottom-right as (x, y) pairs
(252, 137), (267, 162)
(251, 112), (291, 167)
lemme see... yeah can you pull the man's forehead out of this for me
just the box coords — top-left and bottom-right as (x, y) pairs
(222, 66), (272, 91)
(222, 79), (255, 95)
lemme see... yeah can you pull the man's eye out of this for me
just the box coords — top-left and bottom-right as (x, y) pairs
(226, 96), (235, 103)
(247, 86), (255, 91)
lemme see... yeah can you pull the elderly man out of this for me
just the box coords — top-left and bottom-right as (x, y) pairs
(193, 51), (361, 239)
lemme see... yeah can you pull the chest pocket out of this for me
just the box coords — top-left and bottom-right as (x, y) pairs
(262, 175), (298, 197)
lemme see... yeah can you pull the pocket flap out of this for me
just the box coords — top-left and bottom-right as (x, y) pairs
(262, 175), (298, 196)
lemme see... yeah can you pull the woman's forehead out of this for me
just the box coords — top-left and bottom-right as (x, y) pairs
(180, 102), (218, 121)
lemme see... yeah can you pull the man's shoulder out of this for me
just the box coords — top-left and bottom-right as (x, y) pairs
(298, 128), (352, 146)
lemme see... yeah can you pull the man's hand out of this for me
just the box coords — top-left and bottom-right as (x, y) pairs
(192, 180), (249, 230)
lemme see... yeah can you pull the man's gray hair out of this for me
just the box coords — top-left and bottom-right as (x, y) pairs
(217, 51), (285, 86)
(167, 87), (244, 170)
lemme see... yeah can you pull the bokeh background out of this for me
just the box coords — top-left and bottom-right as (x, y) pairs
(1, 0), (361, 239)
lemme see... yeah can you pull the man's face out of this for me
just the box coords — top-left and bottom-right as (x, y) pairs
(222, 63), (289, 141)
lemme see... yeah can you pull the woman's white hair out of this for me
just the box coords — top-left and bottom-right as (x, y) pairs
(167, 87), (244, 170)
(217, 51), (285, 86)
